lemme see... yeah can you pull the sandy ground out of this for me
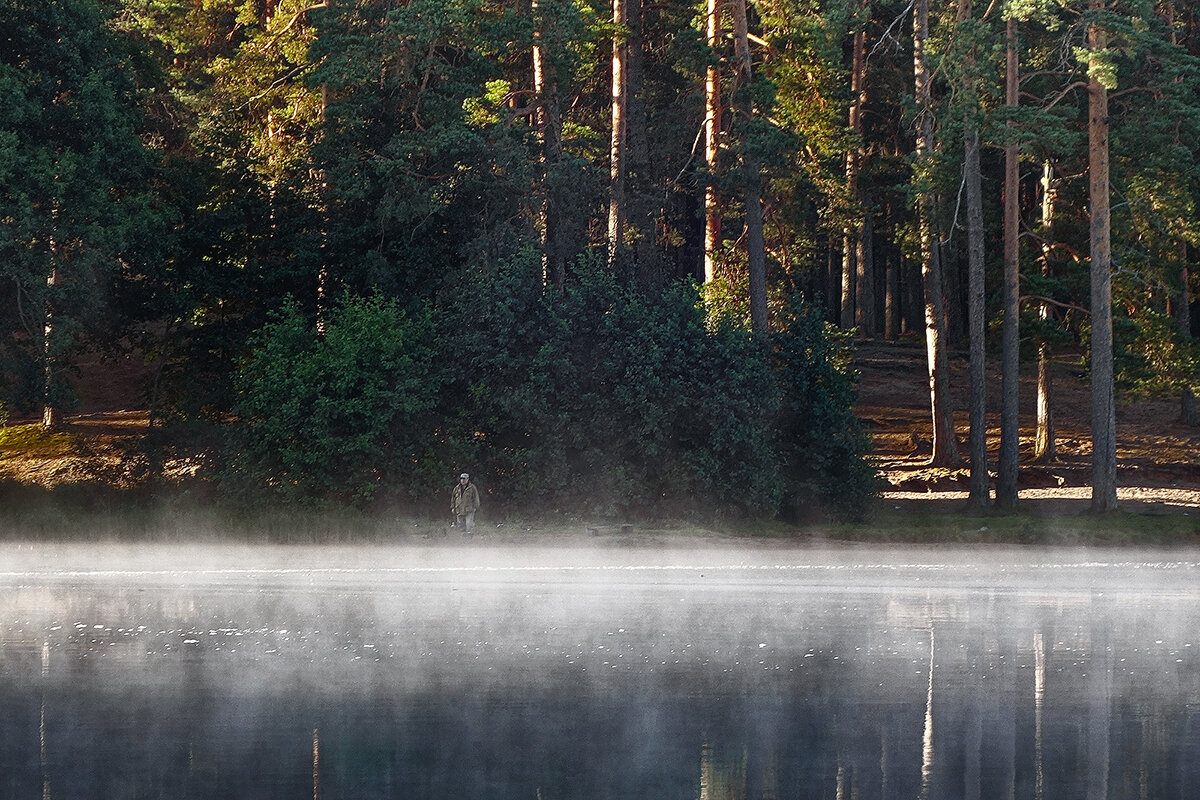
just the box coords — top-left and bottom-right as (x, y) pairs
(855, 340), (1200, 516)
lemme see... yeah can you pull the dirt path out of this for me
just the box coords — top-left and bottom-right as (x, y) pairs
(855, 339), (1200, 514)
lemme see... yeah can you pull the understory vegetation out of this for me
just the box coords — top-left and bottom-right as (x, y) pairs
(231, 255), (875, 519)
(3, 0), (1199, 523)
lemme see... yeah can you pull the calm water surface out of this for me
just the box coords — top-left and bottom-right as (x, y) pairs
(0, 542), (1197, 799)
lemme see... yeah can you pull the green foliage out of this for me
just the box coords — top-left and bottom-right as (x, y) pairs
(1077, 46), (1119, 91)
(772, 296), (878, 520)
(0, 0), (162, 415)
(232, 293), (439, 505)
(435, 252), (783, 518)
(309, 0), (546, 298)
(1110, 309), (1200, 400)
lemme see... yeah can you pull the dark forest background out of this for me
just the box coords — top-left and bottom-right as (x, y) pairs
(1, 0), (1198, 519)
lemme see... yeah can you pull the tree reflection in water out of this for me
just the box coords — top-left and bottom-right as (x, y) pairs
(0, 545), (1197, 799)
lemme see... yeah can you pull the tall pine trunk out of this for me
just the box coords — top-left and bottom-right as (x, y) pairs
(960, 0), (989, 508)
(914, 0), (960, 467)
(885, 231), (900, 340)
(703, 0), (722, 283)
(626, 0), (656, 285)
(1035, 160), (1058, 459)
(841, 235), (855, 328)
(731, 0), (767, 335)
(842, 21), (866, 331)
(855, 214), (874, 334)
(607, 0), (627, 269)
(41, 267), (60, 430)
(1177, 242), (1197, 425)
(533, 0), (565, 292)
(1087, 0), (1118, 511)
(996, 16), (1021, 509)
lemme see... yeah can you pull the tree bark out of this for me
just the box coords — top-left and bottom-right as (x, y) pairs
(827, 234), (839, 321)
(960, 0), (988, 508)
(885, 231), (900, 340)
(914, 0), (960, 467)
(41, 267), (61, 430)
(1088, 0), (1118, 511)
(997, 16), (1021, 509)
(1035, 160), (1058, 460)
(731, 0), (768, 336)
(841, 232), (856, 328)
(856, 213), (875, 335)
(626, 0), (656, 286)
(607, 0), (628, 270)
(842, 20), (867, 331)
(316, 82), (330, 335)
(703, 0), (722, 283)
(1177, 242), (1197, 425)
(533, 0), (565, 292)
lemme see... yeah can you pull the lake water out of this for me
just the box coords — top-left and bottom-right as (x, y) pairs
(0, 541), (1197, 799)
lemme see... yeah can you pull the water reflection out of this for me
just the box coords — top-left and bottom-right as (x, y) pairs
(0, 544), (1197, 799)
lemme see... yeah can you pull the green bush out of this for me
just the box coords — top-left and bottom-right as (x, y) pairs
(772, 297), (878, 520)
(232, 293), (439, 505)
(435, 253), (781, 518)
(227, 257), (875, 520)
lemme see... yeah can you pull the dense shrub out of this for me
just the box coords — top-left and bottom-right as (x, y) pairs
(232, 294), (439, 504)
(230, 255), (876, 519)
(435, 253), (783, 518)
(772, 297), (878, 520)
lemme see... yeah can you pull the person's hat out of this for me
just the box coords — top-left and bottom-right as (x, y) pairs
(460, 473), (469, 479)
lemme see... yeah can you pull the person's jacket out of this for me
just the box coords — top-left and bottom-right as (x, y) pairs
(452, 482), (480, 515)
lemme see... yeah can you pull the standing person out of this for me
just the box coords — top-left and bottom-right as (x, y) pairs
(451, 472), (480, 538)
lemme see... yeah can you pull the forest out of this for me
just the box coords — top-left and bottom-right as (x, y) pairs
(1, 0), (1198, 520)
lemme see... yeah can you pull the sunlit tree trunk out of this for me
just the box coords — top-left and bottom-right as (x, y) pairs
(1035, 161), (1058, 460)
(607, 0), (627, 269)
(626, 0), (657, 285)
(997, 16), (1021, 509)
(703, 0), (722, 283)
(315, 83), (330, 336)
(731, 0), (767, 335)
(1088, 0), (1118, 511)
(914, 0), (960, 467)
(533, 0), (565, 292)
(960, 0), (988, 507)
(842, 19), (867, 331)
(42, 267), (61, 430)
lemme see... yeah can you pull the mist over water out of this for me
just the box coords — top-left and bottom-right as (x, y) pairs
(1, 542), (1197, 799)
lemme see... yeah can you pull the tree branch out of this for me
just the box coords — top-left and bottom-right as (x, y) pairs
(1020, 295), (1090, 314)
(1040, 80), (1088, 111)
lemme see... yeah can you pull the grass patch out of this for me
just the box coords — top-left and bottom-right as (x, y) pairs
(0, 424), (74, 457)
(835, 505), (1200, 546)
